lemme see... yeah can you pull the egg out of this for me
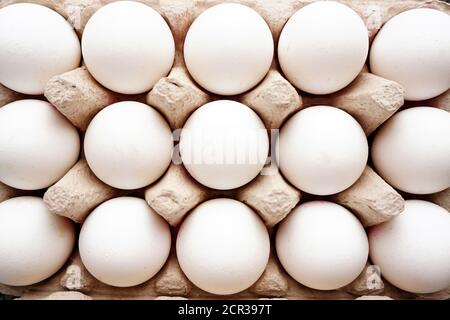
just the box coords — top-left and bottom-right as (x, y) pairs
(369, 200), (450, 293)
(0, 100), (80, 190)
(0, 196), (75, 286)
(278, 1), (368, 94)
(276, 201), (368, 290)
(278, 106), (368, 195)
(84, 101), (173, 190)
(82, 1), (175, 94)
(176, 198), (270, 295)
(180, 100), (269, 190)
(79, 197), (171, 287)
(370, 8), (450, 101)
(372, 107), (450, 194)
(0, 3), (81, 95)
(183, 3), (273, 95)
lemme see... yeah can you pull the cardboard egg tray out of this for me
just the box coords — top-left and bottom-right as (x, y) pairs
(0, 0), (449, 300)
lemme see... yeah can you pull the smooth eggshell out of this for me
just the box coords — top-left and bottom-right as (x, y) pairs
(84, 101), (173, 190)
(0, 196), (75, 286)
(369, 200), (450, 294)
(371, 107), (450, 194)
(0, 3), (81, 95)
(278, 106), (368, 195)
(184, 3), (273, 95)
(82, 1), (175, 94)
(180, 100), (269, 190)
(276, 201), (369, 290)
(370, 8), (450, 101)
(0, 100), (80, 190)
(176, 198), (270, 295)
(278, 1), (368, 94)
(79, 197), (171, 287)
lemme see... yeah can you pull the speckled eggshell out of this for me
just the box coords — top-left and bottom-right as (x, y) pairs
(176, 198), (270, 295)
(370, 8), (450, 101)
(0, 3), (81, 95)
(278, 1), (368, 94)
(369, 200), (450, 294)
(0, 99), (80, 190)
(79, 197), (171, 287)
(276, 201), (369, 290)
(0, 196), (75, 286)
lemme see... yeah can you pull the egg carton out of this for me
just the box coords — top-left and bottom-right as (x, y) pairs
(0, 0), (449, 300)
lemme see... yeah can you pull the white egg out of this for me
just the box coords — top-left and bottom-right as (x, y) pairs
(180, 100), (269, 190)
(0, 3), (81, 95)
(0, 100), (80, 190)
(372, 107), (450, 194)
(370, 8), (450, 101)
(369, 200), (450, 293)
(278, 1), (368, 94)
(278, 106), (368, 195)
(0, 196), (75, 286)
(79, 197), (171, 287)
(84, 101), (173, 190)
(176, 198), (270, 295)
(184, 3), (273, 95)
(82, 1), (175, 94)
(276, 201), (369, 290)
